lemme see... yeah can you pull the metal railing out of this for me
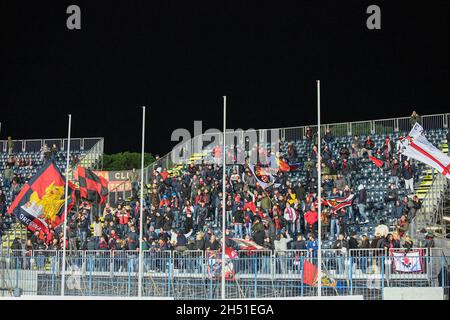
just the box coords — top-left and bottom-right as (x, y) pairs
(0, 248), (447, 299)
(0, 137), (103, 153)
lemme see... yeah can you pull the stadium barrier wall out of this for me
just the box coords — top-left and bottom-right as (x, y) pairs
(0, 248), (448, 300)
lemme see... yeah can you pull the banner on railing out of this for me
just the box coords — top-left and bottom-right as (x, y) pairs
(391, 249), (424, 273)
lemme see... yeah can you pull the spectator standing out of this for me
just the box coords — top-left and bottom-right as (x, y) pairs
(357, 184), (368, 223)
(93, 217), (103, 249)
(402, 160), (415, 195)
(7, 136), (14, 155)
(333, 233), (348, 274)
(409, 111), (422, 126)
(274, 230), (292, 274)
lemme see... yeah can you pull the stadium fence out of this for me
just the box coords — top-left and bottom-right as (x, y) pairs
(0, 248), (447, 300)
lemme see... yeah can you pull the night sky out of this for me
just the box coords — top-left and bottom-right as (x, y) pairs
(1, 0), (449, 155)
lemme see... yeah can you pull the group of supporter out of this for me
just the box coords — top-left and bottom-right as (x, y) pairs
(2, 111), (445, 257)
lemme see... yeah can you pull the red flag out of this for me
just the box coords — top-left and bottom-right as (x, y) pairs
(277, 158), (291, 172)
(97, 176), (109, 205)
(78, 166), (108, 203)
(243, 201), (256, 213)
(225, 246), (238, 259)
(8, 161), (76, 235)
(160, 171), (169, 180)
(304, 210), (318, 225)
(302, 260), (337, 287)
(303, 260), (318, 286)
(369, 155), (384, 168)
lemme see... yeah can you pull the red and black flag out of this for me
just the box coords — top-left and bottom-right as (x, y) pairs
(7, 160), (76, 235)
(369, 155), (384, 168)
(77, 167), (108, 204)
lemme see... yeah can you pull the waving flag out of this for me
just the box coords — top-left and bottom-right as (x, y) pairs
(248, 165), (280, 189)
(369, 155), (384, 168)
(77, 167), (109, 204)
(400, 123), (450, 179)
(314, 194), (354, 211)
(274, 156), (301, 172)
(225, 246), (238, 259)
(7, 160), (76, 235)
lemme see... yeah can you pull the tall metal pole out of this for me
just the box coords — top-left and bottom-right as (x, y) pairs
(61, 114), (72, 296)
(317, 80), (322, 297)
(138, 106), (146, 297)
(221, 96), (227, 300)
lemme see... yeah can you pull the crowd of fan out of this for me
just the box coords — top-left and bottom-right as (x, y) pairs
(4, 112), (447, 255)
(0, 141), (79, 239)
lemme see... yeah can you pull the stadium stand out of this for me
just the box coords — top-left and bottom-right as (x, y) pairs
(0, 138), (103, 252)
(0, 114), (449, 299)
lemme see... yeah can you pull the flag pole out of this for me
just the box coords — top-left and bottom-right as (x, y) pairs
(221, 96), (227, 300)
(317, 80), (322, 297)
(138, 106), (146, 297)
(61, 114), (72, 296)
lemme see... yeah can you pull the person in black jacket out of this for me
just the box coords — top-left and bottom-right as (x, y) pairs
(162, 207), (173, 231)
(233, 206), (244, 238)
(205, 234), (220, 251)
(333, 233), (349, 275)
(251, 217), (265, 246)
(437, 265), (450, 296)
(196, 201), (208, 230)
(402, 160), (415, 194)
(78, 213), (90, 250)
(348, 232), (359, 250)
(290, 234), (307, 250)
(68, 218), (78, 254)
(357, 184), (368, 223)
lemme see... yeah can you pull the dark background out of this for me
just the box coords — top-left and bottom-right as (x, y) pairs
(1, 0), (449, 155)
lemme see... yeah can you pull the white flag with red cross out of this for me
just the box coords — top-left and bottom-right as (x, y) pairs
(399, 123), (450, 179)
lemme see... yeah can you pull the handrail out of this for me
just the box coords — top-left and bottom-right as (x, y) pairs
(1, 247), (443, 256)
(0, 137), (104, 153)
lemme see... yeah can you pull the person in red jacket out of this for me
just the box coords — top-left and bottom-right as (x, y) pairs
(304, 205), (318, 236)
(116, 209), (130, 236)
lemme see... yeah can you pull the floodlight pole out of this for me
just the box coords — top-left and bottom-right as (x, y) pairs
(61, 114), (72, 296)
(317, 80), (322, 297)
(138, 106), (146, 297)
(221, 96), (227, 300)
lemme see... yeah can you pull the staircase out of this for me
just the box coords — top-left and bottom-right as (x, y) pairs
(413, 141), (449, 249)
